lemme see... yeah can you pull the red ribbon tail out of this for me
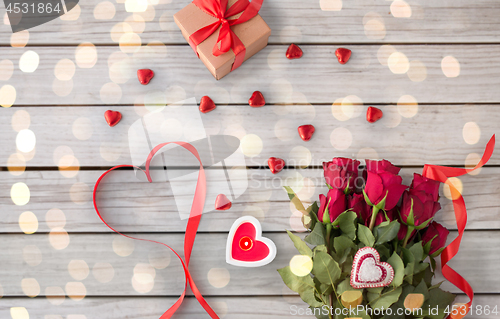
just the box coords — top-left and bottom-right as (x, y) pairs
(422, 135), (495, 318)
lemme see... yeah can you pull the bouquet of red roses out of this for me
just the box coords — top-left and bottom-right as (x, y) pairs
(279, 158), (457, 319)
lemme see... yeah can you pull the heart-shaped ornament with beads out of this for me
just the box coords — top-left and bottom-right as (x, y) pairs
(350, 247), (394, 288)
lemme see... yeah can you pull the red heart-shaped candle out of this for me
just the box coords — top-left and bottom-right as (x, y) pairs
(248, 91), (266, 107)
(298, 124), (315, 141)
(215, 194), (232, 210)
(226, 216), (277, 267)
(268, 157), (285, 174)
(286, 43), (303, 59)
(350, 247), (394, 288)
(137, 69), (154, 85)
(199, 96), (216, 113)
(104, 110), (122, 127)
(366, 106), (383, 123)
(335, 48), (352, 64)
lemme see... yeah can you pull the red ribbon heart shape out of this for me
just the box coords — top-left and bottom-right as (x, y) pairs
(93, 142), (219, 319)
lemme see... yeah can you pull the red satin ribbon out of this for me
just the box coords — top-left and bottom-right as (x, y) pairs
(93, 142), (219, 319)
(189, 0), (264, 71)
(422, 135), (495, 318)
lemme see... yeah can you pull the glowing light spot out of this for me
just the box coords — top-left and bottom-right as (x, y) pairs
(11, 182), (30, 206)
(319, 0), (342, 11)
(113, 236), (134, 257)
(45, 286), (65, 305)
(16, 129), (36, 153)
(377, 45), (397, 66)
(397, 95), (419, 118)
(289, 210), (308, 232)
(207, 268), (230, 288)
(267, 49), (287, 71)
(54, 59), (76, 81)
(7, 153), (26, 176)
(58, 154), (80, 178)
(441, 56), (460, 78)
(125, 0), (148, 12)
(137, 5), (155, 21)
(241, 134), (263, 157)
(132, 263), (155, 293)
(149, 251), (171, 269)
(110, 22), (133, 42)
(391, 0), (412, 18)
(331, 98), (351, 121)
(49, 229), (70, 250)
(23, 245), (42, 266)
(11, 110), (30, 132)
(364, 17), (386, 40)
(388, 52), (410, 74)
(381, 105), (402, 128)
(93, 262), (115, 283)
(443, 177), (463, 200)
(68, 260), (90, 281)
(119, 33), (142, 54)
(94, 1), (116, 20)
(274, 119), (294, 141)
(21, 278), (40, 297)
(69, 182), (91, 205)
(407, 60), (427, 82)
(330, 127), (352, 150)
(296, 177), (315, 200)
(357, 148), (379, 162)
(0, 60), (14, 81)
(19, 50), (39, 73)
(290, 255), (313, 277)
(289, 146), (312, 168)
(465, 153), (482, 176)
(100, 82), (122, 104)
(75, 43), (98, 69)
(10, 30), (29, 48)
(462, 122), (481, 145)
(72, 117), (93, 140)
(65, 282), (86, 301)
(100, 141), (122, 162)
(165, 85), (187, 105)
(0, 84), (17, 107)
(125, 14), (146, 34)
(61, 4), (81, 20)
(19, 211), (38, 234)
(52, 78), (74, 97)
(10, 307), (29, 319)
(53, 146), (74, 166)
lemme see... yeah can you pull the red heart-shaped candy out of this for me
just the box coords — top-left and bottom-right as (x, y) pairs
(286, 43), (303, 59)
(366, 106), (383, 123)
(298, 124), (315, 141)
(268, 157), (285, 174)
(335, 48), (351, 64)
(137, 69), (154, 85)
(215, 194), (232, 210)
(199, 96), (216, 113)
(104, 110), (122, 127)
(248, 91), (266, 107)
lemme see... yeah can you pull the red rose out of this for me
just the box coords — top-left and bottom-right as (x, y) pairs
(323, 158), (360, 192)
(397, 223), (416, 241)
(318, 188), (347, 223)
(400, 189), (441, 228)
(364, 160), (407, 211)
(422, 222), (449, 256)
(411, 173), (440, 202)
(348, 193), (370, 223)
(369, 208), (396, 227)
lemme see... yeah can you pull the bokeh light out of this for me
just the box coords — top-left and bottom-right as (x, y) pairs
(113, 236), (135, 257)
(11, 110), (30, 132)
(407, 60), (427, 82)
(16, 129), (36, 153)
(60, 4), (81, 20)
(241, 134), (263, 157)
(125, 0), (148, 12)
(377, 45), (397, 66)
(319, 0), (342, 11)
(0, 60), (14, 81)
(52, 78), (74, 97)
(100, 82), (122, 103)
(397, 95), (419, 118)
(119, 33), (142, 53)
(49, 228), (70, 250)
(21, 278), (40, 297)
(462, 122), (481, 145)
(10, 307), (29, 319)
(207, 268), (230, 288)
(54, 59), (76, 81)
(132, 263), (156, 293)
(19, 211), (38, 234)
(289, 146), (312, 168)
(19, 50), (39, 73)
(388, 52), (410, 74)
(390, 0), (412, 18)
(45, 286), (65, 305)
(11, 182), (30, 206)
(65, 282), (86, 301)
(149, 251), (171, 269)
(7, 153), (26, 176)
(69, 182), (91, 205)
(330, 127), (352, 150)
(0, 84), (17, 107)
(75, 43), (98, 68)
(289, 255), (313, 277)
(443, 177), (463, 200)
(363, 13), (386, 40)
(465, 153), (482, 176)
(441, 56), (460, 78)
(72, 117), (93, 140)
(94, 1), (116, 20)
(68, 260), (90, 281)
(10, 30), (29, 48)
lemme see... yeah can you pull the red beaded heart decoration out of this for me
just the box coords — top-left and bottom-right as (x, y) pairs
(350, 247), (394, 289)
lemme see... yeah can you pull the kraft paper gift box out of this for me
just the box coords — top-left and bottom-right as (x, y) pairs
(174, 0), (271, 80)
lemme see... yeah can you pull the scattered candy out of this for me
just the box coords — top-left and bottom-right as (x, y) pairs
(350, 247), (394, 289)
(104, 110), (122, 127)
(268, 157), (285, 174)
(335, 48), (351, 64)
(137, 69), (154, 85)
(215, 194), (232, 210)
(366, 106), (383, 123)
(403, 293), (425, 312)
(199, 95), (216, 113)
(298, 124), (315, 141)
(248, 91), (266, 107)
(286, 43), (303, 59)
(341, 290), (363, 309)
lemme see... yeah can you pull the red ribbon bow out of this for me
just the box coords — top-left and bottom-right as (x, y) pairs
(422, 135), (495, 318)
(93, 142), (219, 319)
(189, 0), (264, 71)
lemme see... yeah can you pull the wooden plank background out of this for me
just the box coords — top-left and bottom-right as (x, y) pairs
(1, 0), (500, 318)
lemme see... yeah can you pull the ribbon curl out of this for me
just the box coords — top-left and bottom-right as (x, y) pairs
(93, 142), (219, 319)
(189, 0), (264, 71)
(422, 135), (495, 318)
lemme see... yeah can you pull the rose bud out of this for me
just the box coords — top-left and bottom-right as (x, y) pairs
(363, 160), (408, 211)
(411, 173), (440, 202)
(318, 188), (347, 223)
(348, 193), (370, 223)
(397, 223), (416, 241)
(400, 189), (441, 229)
(368, 208), (396, 228)
(323, 158), (360, 193)
(422, 221), (449, 256)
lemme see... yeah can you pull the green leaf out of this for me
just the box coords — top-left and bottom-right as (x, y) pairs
(312, 251), (342, 286)
(375, 221), (401, 245)
(336, 210), (357, 240)
(367, 287), (384, 295)
(336, 277), (356, 295)
(370, 287), (402, 310)
(429, 280), (445, 290)
(313, 245), (327, 255)
(333, 235), (355, 257)
(413, 278), (430, 300)
(421, 287), (456, 319)
(377, 245), (391, 260)
(305, 223), (326, 246)
(409, 241), (424, 262)
(358, 224), (375, 247)
(387, 252), (404, 287)
(287, 230), (313, 257)
(278, 266), (323, 308)
(402, 247), (415, 284)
